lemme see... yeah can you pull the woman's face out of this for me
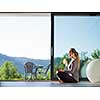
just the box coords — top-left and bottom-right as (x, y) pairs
(69, 52), (73, 58)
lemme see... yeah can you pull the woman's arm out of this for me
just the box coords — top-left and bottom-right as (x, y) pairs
(63, 59), (68, 71)
(70, 60), (78, 73)
(63, 59), (68, 65)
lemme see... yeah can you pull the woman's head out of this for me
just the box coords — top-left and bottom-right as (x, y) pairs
(69, 48), (78, 59)
(68, 48), (80, 69)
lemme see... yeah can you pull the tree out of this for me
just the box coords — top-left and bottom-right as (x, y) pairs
(54, 53), (71, 72)
(80, 51), (89, 67)
(91, 49), (100, 59)
(79, 51), (89, 78)
(0, 61), (22, 80)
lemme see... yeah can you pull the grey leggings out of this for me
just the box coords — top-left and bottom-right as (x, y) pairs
(57, 71), (77, 83)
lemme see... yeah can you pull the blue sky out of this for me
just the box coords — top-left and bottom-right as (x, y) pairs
(54, 16), (100, 57)
(0, 14), (51, 59)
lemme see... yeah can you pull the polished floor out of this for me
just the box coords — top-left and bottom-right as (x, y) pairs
(0, 81), (100, 87)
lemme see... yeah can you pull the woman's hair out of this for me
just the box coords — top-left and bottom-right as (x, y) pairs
(69, 48), (80, 70)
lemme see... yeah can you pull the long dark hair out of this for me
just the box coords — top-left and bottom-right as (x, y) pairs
(69, 48), (80, 70)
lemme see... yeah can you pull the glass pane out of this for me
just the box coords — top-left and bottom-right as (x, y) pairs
(0, 13), (51, 80)
(54, 16), (100, 79)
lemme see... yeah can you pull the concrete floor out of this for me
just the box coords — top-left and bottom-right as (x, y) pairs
(0, 81), (100, 87)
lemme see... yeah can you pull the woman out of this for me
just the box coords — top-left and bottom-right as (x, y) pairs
(56, 48), (80, 83)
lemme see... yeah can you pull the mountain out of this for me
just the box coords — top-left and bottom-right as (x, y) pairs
(0, 53), (50, 74)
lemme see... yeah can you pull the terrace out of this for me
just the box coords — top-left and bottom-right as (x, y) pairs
(0, 80), (100, 87)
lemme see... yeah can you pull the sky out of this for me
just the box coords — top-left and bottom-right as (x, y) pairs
(54, 16), (100, 57)
(0, 15), (51, 59)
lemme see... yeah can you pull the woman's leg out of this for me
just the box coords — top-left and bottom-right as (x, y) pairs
(57, 71), (77, 83)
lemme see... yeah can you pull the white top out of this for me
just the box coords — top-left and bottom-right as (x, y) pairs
(65, 58), (75, 71)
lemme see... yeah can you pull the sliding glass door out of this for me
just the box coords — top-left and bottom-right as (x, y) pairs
(0, 13), (51, 81)
(53, 13), (100, 80)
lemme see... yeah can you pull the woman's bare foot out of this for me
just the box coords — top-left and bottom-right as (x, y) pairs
(58, 80), (63, 83)
(56, 71), (63, 83)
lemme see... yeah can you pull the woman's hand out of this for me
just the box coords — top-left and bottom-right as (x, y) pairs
(56, 69), (64, 74)
(58, 69), (64, 72)
(63, 59), (68, 65)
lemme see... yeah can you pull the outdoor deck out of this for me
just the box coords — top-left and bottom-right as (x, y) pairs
(0, 81), (100, 87)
